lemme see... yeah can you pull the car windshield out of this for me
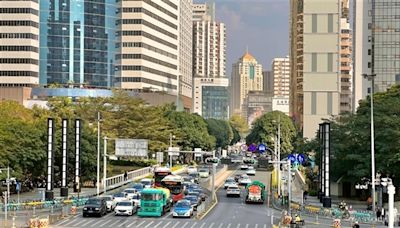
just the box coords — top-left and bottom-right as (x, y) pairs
(170, 186), (182, 194)
(175, 201), (190, 208)
(141, 180), (151, 185)
(199, 169), (208, 173)
(132, 194), (141, 200)
(86, 199), (100, 205)
(226, 179), (235, 183)
(141, 193), (162, 201)
(114, 193), (125, 198)
(228, 186), (239, 190)
(117, 201), (132, 206)
(132, 184), (143, 189)
(101, 196), (112, 201)
(185, 196), (197, 201)
(189, 173), (198, 177)
(125, 189), (135, 193)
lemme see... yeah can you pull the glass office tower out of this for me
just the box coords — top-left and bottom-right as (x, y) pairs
(202, 86), (229, 120)
(40, 0), (119, 87)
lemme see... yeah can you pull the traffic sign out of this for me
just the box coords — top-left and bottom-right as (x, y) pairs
(168, 147), (180, 156)
(258, 144), (266, 153)
(297, 154), (305, 164)
(241, 144), (248, 152)
(248, 144), (257, 152)
(156, 152), (164, 163)
(16, 182), (20, 192)
(288, 154), (296, 164)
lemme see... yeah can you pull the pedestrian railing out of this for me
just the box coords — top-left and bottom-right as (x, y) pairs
(105, 166), (152, 191)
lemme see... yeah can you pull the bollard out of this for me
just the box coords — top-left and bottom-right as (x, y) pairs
(11, 216), (16, 228)
(51, 206), (54, 214)
(316, 214), (319, 224)
(33, 206), (36, 217)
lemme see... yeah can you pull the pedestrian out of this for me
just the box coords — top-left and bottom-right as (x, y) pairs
(381, 207), (386, 221)
(124, 171), (128, 181)
(303, 190), (308, 202)
(377, 207), (382, 220)
(352, 221), (360, 228)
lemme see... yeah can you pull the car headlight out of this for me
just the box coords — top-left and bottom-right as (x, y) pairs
(94, 208), (100, 211)
(83, 208), (88, 211)
(185, 211), (191, 216)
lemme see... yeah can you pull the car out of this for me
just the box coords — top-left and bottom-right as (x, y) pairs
(123, 188), (138, 200)
(234, 174), (242, 182)
(246, 166), (256, 176)
(140, 178), (153, 188)
(130, 183), (144, 193)
(226, 185), (241, 197)
(188, 188), (207, 201)
(198, 168), (210, 178)
(240, 164), (249, 170)
(183, 176), (194, 184)
(224, 177), (236, 189)
(187, 166), (197, 174)
(188, 172), (200, 184)
(184, 195), (201, 211)
(100, 195), (115, 212)
(131, 193), (141, 208)
(113, 192), (127, 203)
(239, 175), (252, 185)
(173, 200), (194, 218)
(83, 198), (107, 217)
(114, 200), (137, 216)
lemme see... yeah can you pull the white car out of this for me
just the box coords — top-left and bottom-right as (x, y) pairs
(240, 164), (249, 170)
(140, 178), (153, 188)
(226, 185), (241, 197)
(113, 192), (128, 203)
(114, 200), (137, 216)
(101, 195), (115, 212)
(224, 178), (236, 189)
(239, 176), (252, 185)
(246, 166), (256, 176)
(198, 168), (210, 178)
(187, 166), (197, 174)
(123, 188), (137, 200)
(131, 193), (141, 208)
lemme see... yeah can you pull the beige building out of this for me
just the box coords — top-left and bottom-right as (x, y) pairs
(230, 52), (263, 117)
(290, 0), (342, 139)
(0, 0), (39, 87)
(272, 57), (290, 97)
(339, 0), (352, 113)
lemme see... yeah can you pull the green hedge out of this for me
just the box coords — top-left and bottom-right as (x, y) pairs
(109, 159), (157, 167)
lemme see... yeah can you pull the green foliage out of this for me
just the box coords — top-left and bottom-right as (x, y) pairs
(229, 114), (249, 136)
(231, 125), (241, 145)
(206, 118), (233, 149)
(109, 159), (157, 167)
(246, 111), (297, 156)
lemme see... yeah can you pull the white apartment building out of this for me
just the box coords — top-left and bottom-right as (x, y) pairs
(0, 0), (39, 87)
(116, 0), (180, 95)
(272, 57), (290, 97)
(230, 52), (263, 117)
(192, 2), (227, 118)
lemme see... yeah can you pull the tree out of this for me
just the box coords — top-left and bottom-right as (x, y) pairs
(206, 119), (233, 149)
(229, 114), (249, 137)
(230, 125), (241, 145)
(246, 111), (297, 156)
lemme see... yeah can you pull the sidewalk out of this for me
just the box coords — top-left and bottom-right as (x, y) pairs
(8, 187), (101, 202)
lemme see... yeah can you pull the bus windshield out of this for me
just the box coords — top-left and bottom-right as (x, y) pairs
(154, 169), (171, 186)
(141, 193), (162, 201)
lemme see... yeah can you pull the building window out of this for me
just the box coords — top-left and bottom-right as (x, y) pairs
(327, 92), (333, 115)
(311, 53), (317, 72)
(312, 14), (317, 33)
(311, 92), (317, 115)
(328, 14), (333, 33)
(327, 53), (333, 72)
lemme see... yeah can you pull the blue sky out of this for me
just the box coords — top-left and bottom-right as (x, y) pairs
(204, 0), (289, 75)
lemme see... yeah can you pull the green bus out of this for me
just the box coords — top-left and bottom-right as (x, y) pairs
(137, 188), (172, 217)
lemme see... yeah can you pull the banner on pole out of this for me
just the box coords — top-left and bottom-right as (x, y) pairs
(115, 139), (148, 157)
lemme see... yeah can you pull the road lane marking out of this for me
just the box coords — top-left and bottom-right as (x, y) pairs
(254, 224), (258, 228)
(56, 218), (72, 226)
(245, 224), (249, 228)
(126, 220), (137, 228)
(74, 218), (91, 226)
(63, 218), (81, 226)
(118, 220), (129, 227)
(236, 224), (241, 228)
(110, 220), (121, 227)
(227, 223), (231, 228)
(81, 219), (95, 226)
(209, 222), (214, 228)
(153, 221), (163, 228)
(144, 221), (154, 228)
(190, 222), (197, 228)
(263, 225), (267, 228)
(136, 220), (146, 227)
(181, 222), (189, 228)
(162, 221), (171, 228)
(199, 222), (206, 228)
(99, 219), (114, 227)
(218, 223), (223, 228)
(91, 219), (105, 227)
(172, 221), (181, 228)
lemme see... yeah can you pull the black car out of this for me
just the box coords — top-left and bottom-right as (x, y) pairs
(83, 198), (107, 217)
(188, 172), (200, 184)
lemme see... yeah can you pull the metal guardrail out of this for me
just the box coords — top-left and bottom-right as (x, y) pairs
(105, 166), (152, 190)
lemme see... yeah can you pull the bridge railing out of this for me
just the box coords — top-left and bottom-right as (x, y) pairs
(105, 166), (153, 191)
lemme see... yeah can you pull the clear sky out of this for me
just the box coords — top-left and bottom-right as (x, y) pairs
(200, 0), (290, 75)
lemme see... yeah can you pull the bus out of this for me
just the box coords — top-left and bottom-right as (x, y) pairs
(154, 167), (172, 187)
(161, 175), (185, 203)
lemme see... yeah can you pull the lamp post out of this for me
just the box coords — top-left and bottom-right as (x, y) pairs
(0, 167), (10, 224)
(362, 73), (376, 213)
(270, 160), (291, 215)
(103, 136), (107, 195)
(169, 133), (175, 167)
(96, 112), (101, 196)
(273, 117), (282, 196)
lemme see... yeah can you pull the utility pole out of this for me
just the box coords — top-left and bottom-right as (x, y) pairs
(97, 112), (101, 196)
(103, 137), (107, 195)
(278, 116), (281, 197)
(287, 160), (291, 216)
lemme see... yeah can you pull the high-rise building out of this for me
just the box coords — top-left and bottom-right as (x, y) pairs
(262, 70), (274, 96)
(230, 52), (263, 117)
(0, 0), (39, 87)
(40, 0), (119, 87)
(192, 2), (228, 119)
(339, 0), (352, 113)
(290, 0), (342, 139)
(353, 0), (400, 110)
(272, 57), (290, 97)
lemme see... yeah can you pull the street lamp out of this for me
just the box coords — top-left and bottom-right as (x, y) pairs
(169, 133), (175, 167)
(270, 160), (291, 215)
(97, 111), (101, 196)
(0, 167), (10, 224)
(362, 73), (376, 213)
(272, 116), (281, 196)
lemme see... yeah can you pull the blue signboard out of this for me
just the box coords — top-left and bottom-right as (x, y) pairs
(248, 144), (257, 152)
(297, 154), (305, 164)
(16, 182), (20, 192)
(258, 144), (266, 153)
(288, 154), (296, 164)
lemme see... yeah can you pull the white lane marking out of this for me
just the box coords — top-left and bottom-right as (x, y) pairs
(80, 219), (96, 226)
(109, 220), (121, 227)
(245, 224), (249, 228)
(254, 224), (258, 228)
(126, 220), (137, 228)
(199, 222), (206, 228)
(144, 221), (154, 228)
(153, 221), (163, 228)
(209, 222), (215, 228)
(263, 225), (267, 228)
(171, 221), (181, 228)
(99, 219), (114, 227)
(218, 223), (223, 228)
(190, 222), (197, 228)
(118, 220), (129, 227)
(136, 220), (147, 227)
(236, 224), (241, 228)
(182, 222), (190, 228)
(91, 219), (106, 227)
(63, 218), (81, 226)
(56, 218), (72, 226)
(227, 223), (231, 228)
(162, 221), (171, 228)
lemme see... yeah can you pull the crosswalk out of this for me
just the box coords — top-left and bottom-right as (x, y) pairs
(51, 215), (270, 228)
